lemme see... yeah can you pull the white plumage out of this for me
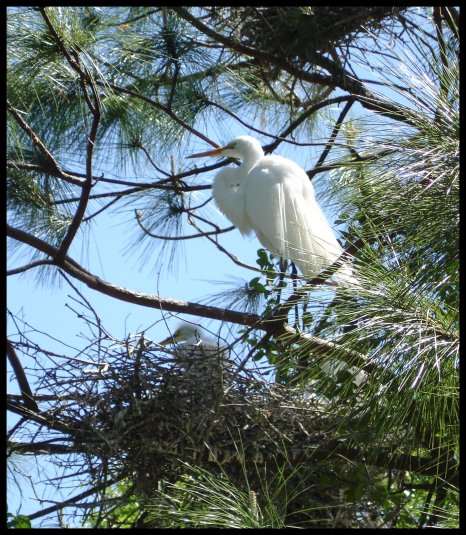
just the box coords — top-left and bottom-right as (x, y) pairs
(159, 322), (232, 372)
(189, 135), (355, 285)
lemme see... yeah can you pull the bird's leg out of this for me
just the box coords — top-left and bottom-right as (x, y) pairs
(276, 257), (288, 304)
(290, 262), (300, 329)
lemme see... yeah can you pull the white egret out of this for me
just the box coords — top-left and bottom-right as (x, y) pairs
(159, 322), (232, 373)
(189, 135), (354, 285)
(158, 323), (232, 406)
(159, 322), (206, 348)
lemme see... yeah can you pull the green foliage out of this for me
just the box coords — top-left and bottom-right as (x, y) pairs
(146, 458), (327, 529)
(7, 5), (458, 529)
(7, 513), (32, 529)
(84, 482), (143, 528)
(148, 466), (273, 529)
(317, 41), (459, 458)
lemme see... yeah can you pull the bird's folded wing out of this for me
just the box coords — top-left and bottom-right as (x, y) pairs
(245, 164), (343, 278)
(212, 168), (254, 235)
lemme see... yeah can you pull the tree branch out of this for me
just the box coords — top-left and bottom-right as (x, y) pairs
(7, 259), (56, 276)
(7, 223), (369, 367)
(313, 98), (355, 169)
(96, 80), (219, 148)
(7, 223), (262, 327)
(9, 440), (76, 456)
(6, 102), (85, 187)
(265, 96), (355, 155)
(6, 339), (39, 414)
(25, 476), (125, 522)
(135, 209), (235, 241)
(7, 160), (85, 187)
(55, 66), (101, 263)
(172, 7), (415, 126)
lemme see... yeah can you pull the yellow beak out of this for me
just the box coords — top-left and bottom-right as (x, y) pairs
(187, 145), (225, 159)
(159, 335), (175, 346)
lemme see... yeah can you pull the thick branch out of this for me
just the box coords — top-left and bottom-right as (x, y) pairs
(7, 224), (261, 327)
(7, 224), (368, 367)
(7, 400), (74, 435)
(297, 441), (458, 487)
(7, 160), (85, 187)
(6, 339), (39, 413)
(8, 440), (76, 456)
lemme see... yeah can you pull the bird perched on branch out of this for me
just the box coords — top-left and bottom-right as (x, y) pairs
(189, 135), (355, 286)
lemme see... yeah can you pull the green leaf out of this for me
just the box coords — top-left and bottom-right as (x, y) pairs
(7, 513), (32, 529)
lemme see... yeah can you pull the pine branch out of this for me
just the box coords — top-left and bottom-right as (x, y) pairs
(96, 80), (218, 148)
(7, 223), (262, 327)
(172, 7), (415, 126)
(6, 160), (85, 187)
(55, 67), (101, 263)
(313, 98), (354, 169)
(6, 103), (84, 186)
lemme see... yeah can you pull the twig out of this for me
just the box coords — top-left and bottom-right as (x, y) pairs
(266, 96), (355, 154)
(7, 259), (56, 276)
(25, 476), (125, 522)
(313, 98), (354, 169)
(186, 217), (262, 273)
(135, 209), (234, 240)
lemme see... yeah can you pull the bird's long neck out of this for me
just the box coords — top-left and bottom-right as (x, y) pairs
(239, 143), (264, 173)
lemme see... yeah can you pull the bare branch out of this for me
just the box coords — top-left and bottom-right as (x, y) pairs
(135, 209), (235, 241)
(7, 223), (262, 327)
(7, 259), (56, 276)
(26, 477), (125, 522)
(313, 98), (355, 169)
(265, 96), (355, 154)
(186, 216), (262, 274)
(7, 339), (39, 413)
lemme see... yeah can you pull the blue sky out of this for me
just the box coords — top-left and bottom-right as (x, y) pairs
(7, 8), (426, 520)
(8, 114), (346, 525)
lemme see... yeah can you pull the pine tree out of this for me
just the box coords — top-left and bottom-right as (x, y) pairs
(7, 7), (458, 528)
